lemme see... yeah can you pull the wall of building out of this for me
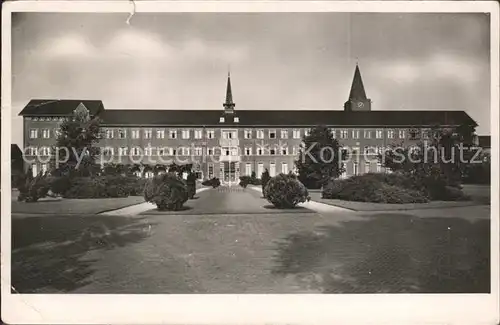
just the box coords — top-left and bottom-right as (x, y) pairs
(23, 115), (430, 180)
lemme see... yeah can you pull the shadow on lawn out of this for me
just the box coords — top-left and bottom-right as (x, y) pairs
(12, 215), (155, 293)
(273, 214), (490, 293)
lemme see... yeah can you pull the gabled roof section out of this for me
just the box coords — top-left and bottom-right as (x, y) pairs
(18, 99), (104, 116)
(100, 109), (477, 127)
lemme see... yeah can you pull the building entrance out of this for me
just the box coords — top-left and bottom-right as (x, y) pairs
(221, 162), (239, 184)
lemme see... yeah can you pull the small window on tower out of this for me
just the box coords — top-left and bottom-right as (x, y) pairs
(234, 117), (239, 123)
(219, 117), (225, 123)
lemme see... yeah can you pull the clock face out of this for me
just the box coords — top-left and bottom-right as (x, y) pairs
(357, 102), (365, 108)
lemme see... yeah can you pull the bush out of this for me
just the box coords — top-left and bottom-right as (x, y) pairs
(62, 176), (130, 198)
(202, 177), (221, 188)
(128, 177), (147, 196)
(144, 172), (188, 211)
(239, 176), (251, 188)
(264, 173), (310, 208)
(49, 175), (73, 195)
(322, 174), (429, 204)
(17, 171), (51, 203)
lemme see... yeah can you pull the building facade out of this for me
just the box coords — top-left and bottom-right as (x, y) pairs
(19, 65), (478, 182)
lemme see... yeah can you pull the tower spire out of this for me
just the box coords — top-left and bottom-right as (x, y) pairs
(223, 70), (235, 113)
(344, 63), (371, 111)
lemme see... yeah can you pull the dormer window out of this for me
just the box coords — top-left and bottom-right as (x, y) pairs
(220, 117), (225, 123)
(234, 117), (239, 123)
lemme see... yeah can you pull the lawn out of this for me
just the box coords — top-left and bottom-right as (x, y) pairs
(11, 196), (146, 215)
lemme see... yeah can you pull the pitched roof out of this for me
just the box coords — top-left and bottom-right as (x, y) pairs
(100, 109), (477, 127)
(18, 99), (104, 116)
(348, 64), (367, 100)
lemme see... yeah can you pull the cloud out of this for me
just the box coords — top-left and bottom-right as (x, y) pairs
(106, 29), (170, 58)
(41, 35), (96, 58)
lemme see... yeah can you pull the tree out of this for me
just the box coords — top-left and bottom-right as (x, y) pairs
(52, 105), (102, 177)
(295, 125), (345, 189)
(380, 123), (478, 189)
(261, 168), (270, 193)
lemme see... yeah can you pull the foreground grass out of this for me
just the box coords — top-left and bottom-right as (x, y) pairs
(11, 208), (490, 294)
(11, 196), (145, 215)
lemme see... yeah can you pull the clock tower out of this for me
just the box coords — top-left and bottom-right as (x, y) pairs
(344, 63), (371, 111)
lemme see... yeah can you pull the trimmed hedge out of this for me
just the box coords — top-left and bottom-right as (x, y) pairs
(239, 175), (262, 188)
(322, 173), (470, 203)
(49, 175), (147, 198)
(144, 172), (188, 211)
(264, 173), (310, 208)
(202, 178), (221, 188)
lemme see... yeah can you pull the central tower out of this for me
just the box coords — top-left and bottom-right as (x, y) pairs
(223, 71), (235, 114)
(344, 64), (371, 111)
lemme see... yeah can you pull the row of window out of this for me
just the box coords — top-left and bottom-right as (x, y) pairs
(28, 126), (433, 140)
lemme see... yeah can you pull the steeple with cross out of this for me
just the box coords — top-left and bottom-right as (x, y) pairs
(344, 63), (371, 111)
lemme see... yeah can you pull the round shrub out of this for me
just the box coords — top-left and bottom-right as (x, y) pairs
(144, 172), (188, 211)
(264, 173), (310, 208)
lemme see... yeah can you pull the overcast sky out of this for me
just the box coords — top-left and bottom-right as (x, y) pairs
(11, 12), (491, 145)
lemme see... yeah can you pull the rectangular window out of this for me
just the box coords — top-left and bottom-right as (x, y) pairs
(26, 147), (38, 156)
(270, 163), (276, 177)
(257, 130), (264, 139)
(270, 148), (276, 155)
(219, 117), (225, 123)
(156, 129), (165, 139)
(194, 147), (202, 156)
(364, 130), (371, 139)
(105, 129), (114, 139)
(257, 147), (263, 156)
(280, 130), (288, 139)
(206, 130), (215, 139)
(131, 130), (140, 139)
(245, 147), (252, 156)
(207, 148), (214, 156)
(31, 164), (38, 176)
(208, 164), (214, 179)
(399, 129), (406, 139)
(131, 147), (140, 156)
(118, 129), (127, 139)
(257, 163), (264, 177)
(41, 163), (48, 174)
(194, 130), (203, 139)
(330, 128), (336, 138)
(293, 129), (301, 139)
(244, 129), (252, 139)
(170, 130), (178, 139)
(281, 162), (288, 174)
(40, 147), (51, 156)
(387, 130), (395, 139)
(144, 147), (152, 156)
(234, 117), (240, 123)
(143, 129), (152, 139)
(352, 129), (360, 139)
(377, 163), (382, 173)
(304, 128), (310, 137)
(340, 130), (348, 139)
(42, 129), (50, 138)
(293, 146), (298, 155)
(353, 162), (359, 176)
(182, 130), (190, 139)
(281, 147), (288, 155)
(118, 147), (128, 156)
(245, 163), (252, 176)
(376, 129), (383, 139)
(103, 147), (114, 156)
(29, 129), (38, 139)
(54, 128), (61, 138)
(422, 129), (430, 139)
(269, 130), (276, 139)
